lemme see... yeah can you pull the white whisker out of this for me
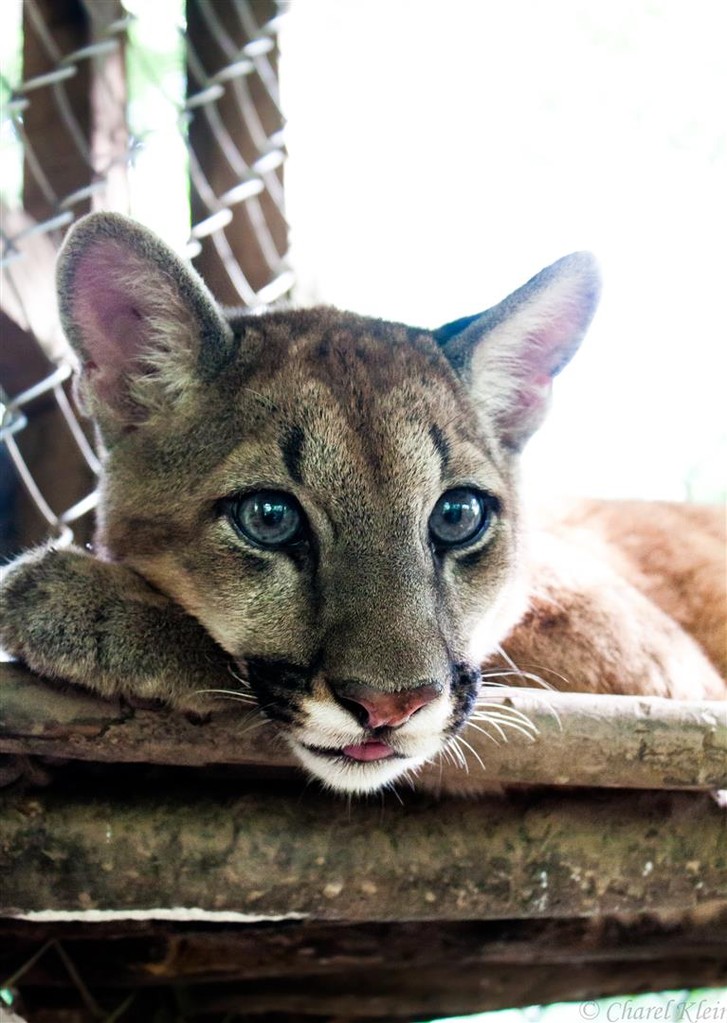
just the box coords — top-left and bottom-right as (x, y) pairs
(237, 716), (271, 738)
(477, 707), (539, 729)
(454, 735), (487, 773)
(473, 702), (520, 717)
(226, 663), (253, 690)
(510, 659), (575, 690)
(445, 745), (460, 770)
(230, 702), (279, 737)
(481, 667), (553, 690)
(472, 709), (539, 737)
(493, 645), (555, 691)
(440, 747), (458, 770)
(491, 649), (562, 730)
(475, 715), (537, 741)
(473, 702), (539, 730)
(195, 687), (257, 704)
(386, 782), (405, 806)
(448, 737), (469, 772)
(465, 720), (504, 744)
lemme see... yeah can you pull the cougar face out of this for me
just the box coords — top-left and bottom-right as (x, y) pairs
(58, 214), (600, 792)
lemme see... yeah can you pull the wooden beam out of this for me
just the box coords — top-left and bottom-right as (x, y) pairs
(1, 663), (724, 790)
(1, 768), (724, 920)
(1, 916), (725, 1021)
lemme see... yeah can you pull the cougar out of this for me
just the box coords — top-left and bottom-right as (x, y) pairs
(1, 214), (724, 794)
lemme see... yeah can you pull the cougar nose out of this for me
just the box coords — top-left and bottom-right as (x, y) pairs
(330, 679), (443, 729)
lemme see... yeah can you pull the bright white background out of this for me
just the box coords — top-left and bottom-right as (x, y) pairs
(3, 0), (723, 502)
(280, 0), (726, 502)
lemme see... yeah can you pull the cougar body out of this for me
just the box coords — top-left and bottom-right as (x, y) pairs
(1, 214), (724, 794)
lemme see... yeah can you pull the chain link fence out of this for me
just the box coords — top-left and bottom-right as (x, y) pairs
(0, 0), (289, 561)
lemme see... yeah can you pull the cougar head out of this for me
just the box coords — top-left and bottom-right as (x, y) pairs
(58, 213), (600, 793)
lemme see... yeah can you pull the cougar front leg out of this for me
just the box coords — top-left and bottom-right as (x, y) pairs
(0, 544), (236, 713)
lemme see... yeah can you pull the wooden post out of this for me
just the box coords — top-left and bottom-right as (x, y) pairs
(6, 0), (128, 553)
(22, 0), (92, 221)
(21, 0), (128, 221)
(186, 0), (288, 303)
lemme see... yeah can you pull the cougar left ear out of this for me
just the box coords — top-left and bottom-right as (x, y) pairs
(57, 212), (233, 430)
(435, 252), (601, 451)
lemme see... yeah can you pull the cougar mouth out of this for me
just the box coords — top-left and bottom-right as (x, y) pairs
(246, 657), (482, 793)
(303, 739), (401, 762)
(292, 737), (428, 794)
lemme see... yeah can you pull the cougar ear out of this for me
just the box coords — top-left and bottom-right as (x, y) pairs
(57, 212), (233, 428)
(435, 253), (601, 451)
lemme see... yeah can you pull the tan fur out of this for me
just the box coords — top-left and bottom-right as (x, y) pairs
(508, 501), (725, 698)
(1, 214), (724, 795)
(547, 499), (726, 682)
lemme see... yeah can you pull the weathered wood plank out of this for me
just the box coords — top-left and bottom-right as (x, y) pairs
(1, 662), (725, 790)
(4, 914), (726, 982)
(1, 914), (725, 1020)
(1, 777), (724, 920)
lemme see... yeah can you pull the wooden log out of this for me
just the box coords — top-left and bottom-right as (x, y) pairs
(1, 662), (725, 790)
(1, 774), (724, 920)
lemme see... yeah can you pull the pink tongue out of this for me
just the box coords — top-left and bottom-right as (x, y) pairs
(342, 741), (395, 762)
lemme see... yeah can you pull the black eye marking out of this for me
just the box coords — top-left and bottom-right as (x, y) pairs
(280, 425), (306, 485)
(429, 424), (451, 475)
(429, 488), (499, 550)
(225, 490), (306, 550)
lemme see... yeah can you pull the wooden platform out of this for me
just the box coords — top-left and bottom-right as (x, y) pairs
(1, 662), (726, 1022)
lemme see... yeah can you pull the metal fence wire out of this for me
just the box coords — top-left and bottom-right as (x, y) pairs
(0, 0), (290, 561)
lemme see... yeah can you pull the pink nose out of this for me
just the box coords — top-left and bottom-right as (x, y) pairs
(330, 680), (443, 729)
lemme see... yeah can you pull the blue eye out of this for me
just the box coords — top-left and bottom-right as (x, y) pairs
(429, 488), (496, 549)
(229, 490), (304, 549)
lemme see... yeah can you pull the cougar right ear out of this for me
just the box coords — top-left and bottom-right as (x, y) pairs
(435, 252), (601, 451)
(57, 213), (233, 428)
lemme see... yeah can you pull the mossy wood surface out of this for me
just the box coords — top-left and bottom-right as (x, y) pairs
(1, 772), (724, 920)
